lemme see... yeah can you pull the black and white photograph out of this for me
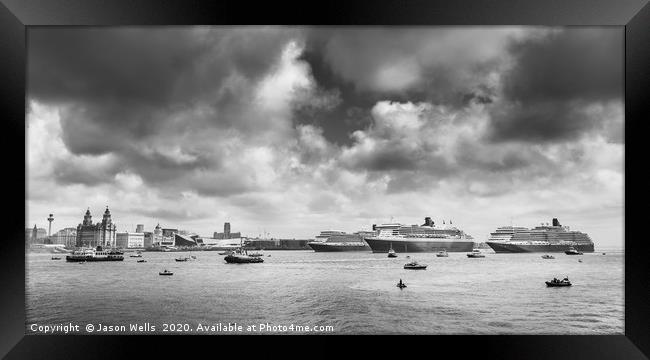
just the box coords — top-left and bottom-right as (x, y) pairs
(25, 26), (624, 335)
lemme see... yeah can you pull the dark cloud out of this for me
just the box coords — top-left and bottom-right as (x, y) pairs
(488, 28), (623, 143)
(28, 27), (299, 187)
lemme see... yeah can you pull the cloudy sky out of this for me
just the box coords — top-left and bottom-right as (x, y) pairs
(26, 26), (623, 247)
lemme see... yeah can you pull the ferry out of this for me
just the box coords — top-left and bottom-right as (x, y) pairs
(66, 246), (124, 262)
(364, 217), (474, 253)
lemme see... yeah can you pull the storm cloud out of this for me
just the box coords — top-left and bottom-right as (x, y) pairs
(26, 27), (623, 247)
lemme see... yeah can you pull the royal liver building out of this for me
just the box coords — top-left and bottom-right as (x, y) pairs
(75, 207), (117, 248)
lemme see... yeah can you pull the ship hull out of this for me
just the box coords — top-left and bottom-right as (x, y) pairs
(364, 238), (474, 253)
(65, 256), (124, 262)
(486, 242), (595, 253)
(307, 243), (370, 252)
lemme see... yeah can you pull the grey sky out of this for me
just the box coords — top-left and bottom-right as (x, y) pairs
(26, 26), (623, 247)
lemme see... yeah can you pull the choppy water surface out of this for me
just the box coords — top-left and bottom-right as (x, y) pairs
(26, 249), (623, 334)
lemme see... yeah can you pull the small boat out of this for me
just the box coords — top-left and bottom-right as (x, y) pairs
(578, 259), (583, 263)
(404, 261), (427, 270)
(51, 256), (61, 260)
(248, 251), (264, 257)
(467, 249), (485, 258)
(546, 277), (572, 287)
(130, 252), (143, 258)
(436, 249), (448, 257)
(267, 254), (271, 257)
(137, 259), (147, 263)
(565, 247), (583, 255)
(224, 246), (264, 264)
(175, 257), (189, 262)
(387, 244), (397, 258)
(396, 279), (407, 289)
(190, 255), (197, 259)
(159, 270), (173, 276)
(602, 252), (606, 255)
(541, 254), (555, 259)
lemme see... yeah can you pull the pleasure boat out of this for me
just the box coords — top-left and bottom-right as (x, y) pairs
(403, 261), (427, 270)
(546, 277), (572, 287)
(467, 249), (485, 258)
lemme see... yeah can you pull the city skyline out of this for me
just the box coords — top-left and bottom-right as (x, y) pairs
(27, 26), (623, 247)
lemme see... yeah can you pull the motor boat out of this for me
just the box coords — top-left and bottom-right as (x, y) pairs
(541, 254), (555, 259)
(159, 269), (174, 276)
(436, 249), (448, 257)
(51, 256), (61, 260)
(387, 244), (397, 258)
(565, 247), (583, 255)
(403, 261), (427, 270)
(224, 248), (264, 264)
(137, 259), (146, 263)
(467, 249), (485, 258)
(546, 277), (572, 287)
(130, 252), (143, 258)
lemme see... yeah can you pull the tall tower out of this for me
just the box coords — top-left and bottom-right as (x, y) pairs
(136, 224), (144, 233)
(47, 214), (54, 236)
(224, 222), (231, 239)
(83, 208), (93, 225)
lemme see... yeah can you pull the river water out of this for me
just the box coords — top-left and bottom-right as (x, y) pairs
(26, 249), (624, 334)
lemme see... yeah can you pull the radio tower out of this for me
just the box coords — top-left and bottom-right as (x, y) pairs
(47, 213), (54, 236)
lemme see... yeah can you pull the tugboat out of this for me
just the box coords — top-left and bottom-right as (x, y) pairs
(436, 249), (448, 257)
(387, 243), (397, 258)
(396, 279), (407, 289)
(541, 254), (555, 259)
(225, 240), (264, 264)
(159, 269), (173, 276)
(545, 277), (572, 287)
(565, 246), (583, 255)
(466, 249), (485, 258)
(66, 246), (124, 262)
(403, 261), (427, 270)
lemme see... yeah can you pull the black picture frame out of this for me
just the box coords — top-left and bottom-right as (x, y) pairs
(1, 0), (648, 358)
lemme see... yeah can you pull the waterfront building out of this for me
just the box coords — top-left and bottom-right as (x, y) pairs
(26, 225), (48, 245)
(152, 224), (174, 246)
(174, 233), (198, 247)
(116, 232), (145, 248)
(162, 228), (178, 237)
(143, 232), (153, 248)
(213, 222), (241, 239)
(50, 228), (77, 247)
(75, 207), (118, 248)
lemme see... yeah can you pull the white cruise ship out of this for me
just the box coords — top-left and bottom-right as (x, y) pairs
(486, 218), (595, 253)
(364, 217), (475, 253)
(487, 226), (530, 243)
